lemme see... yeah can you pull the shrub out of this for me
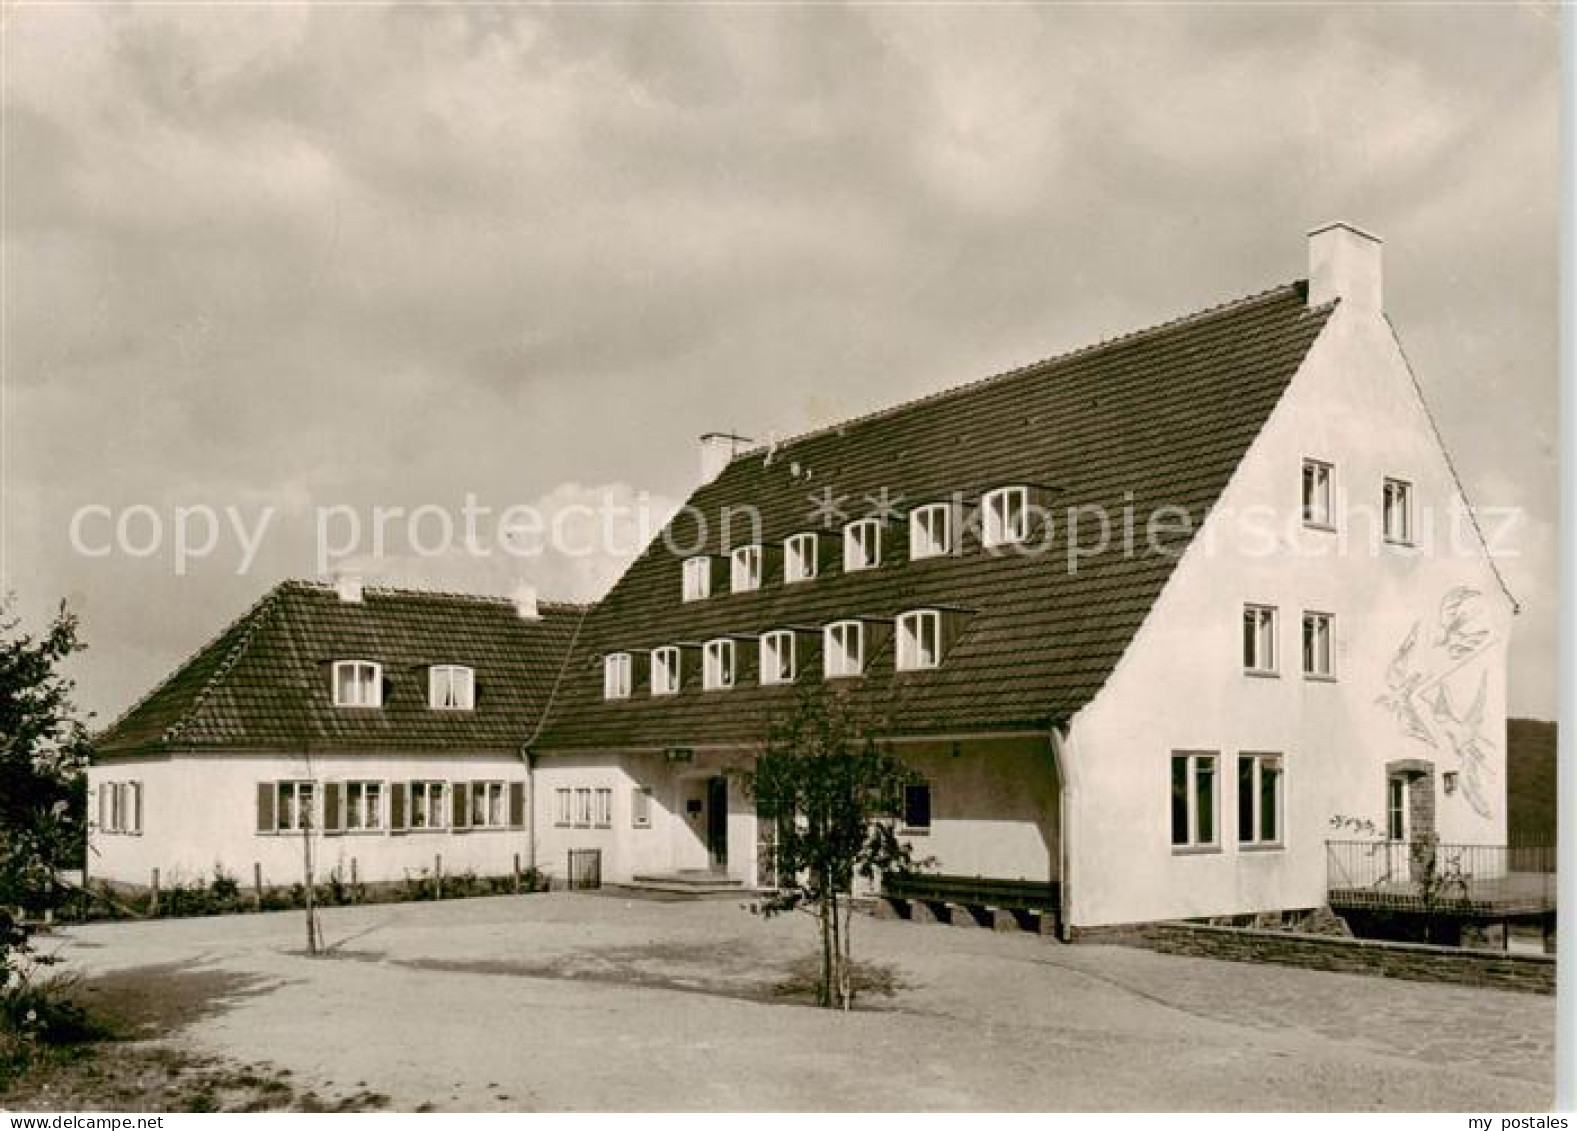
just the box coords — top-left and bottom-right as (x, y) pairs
(210, 867), (241, 902)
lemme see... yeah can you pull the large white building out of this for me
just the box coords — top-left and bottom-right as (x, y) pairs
(90, 225), (1514, 930)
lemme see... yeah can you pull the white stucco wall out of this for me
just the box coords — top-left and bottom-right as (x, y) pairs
(87, 750), (532, 889)
(1064, 297), (1514, 927)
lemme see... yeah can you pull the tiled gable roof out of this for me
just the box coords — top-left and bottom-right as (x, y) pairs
(536, 282), (1336, 749)
(96, 581), (584, 755)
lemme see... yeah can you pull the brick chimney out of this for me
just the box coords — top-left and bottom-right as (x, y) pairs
(333, 571), (364, 604)
(512, 582), (540, 621)
(699, 432), (752, 486)
(1308, 222), (1383, 315)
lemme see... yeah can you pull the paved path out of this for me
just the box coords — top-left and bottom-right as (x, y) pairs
(46, 893), (1554, 1111)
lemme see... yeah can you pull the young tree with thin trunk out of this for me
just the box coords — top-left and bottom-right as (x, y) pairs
(743, 688), (920, 1010)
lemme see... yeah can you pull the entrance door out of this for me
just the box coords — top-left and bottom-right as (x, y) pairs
(706, 776), (729, 870)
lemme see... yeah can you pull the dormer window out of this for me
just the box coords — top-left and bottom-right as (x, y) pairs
(703, 639), (735, 690)
(682, 557), (711, 602)
(1302, 459), (1334, 528)
(785, 533), (819, 583)
(896, 610), (942, 671)
(982, 487), (1028, 546)
(824, 621), (864, 678)
(760, 630), (796, 685)
(428, 664), (475, 710)
(651, 646), (680, 696)
(843, 519), (881, 572)
(603, 653), (632, 700)
(731, 545), (762, 593)
(909, 503), (952, 560)
(333, 661), (382, 708)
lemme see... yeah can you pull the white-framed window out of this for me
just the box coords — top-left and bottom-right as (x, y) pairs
(428, 664), (475, 710)
(896, 610), (942, 671)
(1383, 478), (1413, 544)
(594, 788), (613, 828)
(982, 486), (1029, 546)
(409, 780), (447, 830)
(574, 787), (593, 828)
(909, 503), (952, 560)
(1237, 754), (1284, 847)
(1242, 604), (1278, 675)
(703, 638), (735, 690)
(682, 556), (712, 601)
(1302, 459), (1334, 528)
(843, 519), (881, 572)
(1302, 612), (1334, 679)
(632, 786), (653, 829)
(99, 781), (143, 835)
(332, 660), (382, 707)
(277, 780), (317, 833)
(759, 630), (796, 685)
(731, 545), (762, 593)
(470, 781), (507, 828)
(784, 533), (819, 583)
(344, 781), (384, 832)
(555, 787), (572, 827)
(1170, 752), (1218, 850)
(603, 653), (632, 700)
(824, 620), (864, 678)
(1387, 776), (1408, 841)
(651, 646), (680, 696)
(902, 782), (932, 833)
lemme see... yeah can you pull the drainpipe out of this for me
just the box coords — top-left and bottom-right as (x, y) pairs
(522, 747), (537, 874)
(1049, 725), (1077, 942)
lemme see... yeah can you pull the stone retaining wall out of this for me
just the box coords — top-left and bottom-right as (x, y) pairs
(1079, 920), (1555, 995)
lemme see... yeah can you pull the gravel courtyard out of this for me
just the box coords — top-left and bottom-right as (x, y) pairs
(42, 892), (1554, 1111)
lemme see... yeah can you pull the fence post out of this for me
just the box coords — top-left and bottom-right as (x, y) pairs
(150, 868), (161, 916)
(513, 853), (522, 895)
(435, 854), (443, 900)
(253, 862), (263, 911)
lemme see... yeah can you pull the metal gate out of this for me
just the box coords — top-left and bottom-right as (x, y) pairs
(567, 848), (602, 890)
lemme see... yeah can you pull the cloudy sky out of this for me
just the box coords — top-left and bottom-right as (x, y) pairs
(1, 4), (1560, 724)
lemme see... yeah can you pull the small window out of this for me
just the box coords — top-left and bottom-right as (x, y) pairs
(574, 787), (593, 828)
(632, 786), (653, 829)
(843, 519), (881, 572)
(470, 781), (507, 828)
(759, 630), (796, 685)
(429, 665), (474, 710)
(594, 788), (613, 828)
(1387, 776), (1408, 841)
(1383, 478), (1413, 545)
(784, 533), (819, 583)
(603, 653), (632, 700)
(99, 781), (142, 835)
(1302, 460), (1333, 528)
(909, 503), (952, 560)
(731, 545), (762, 593)
(276, 780), (317, 832)
(333, 661), (382, 708)
(682, 556), (712, 601)
(1237, 754), (1283, 847)
(344, 781), (384, 831)
(902, 783), (932, 833)
(1302, 612), (1334, 679)
(824, 621), (865, 678)
(982, 486), (1028, 547)
(555, 787), (572, 827)
(1170, 753), (1218, 850)
(651, 647), (680, 696)
(703, 638), (735, 690)
(1242, 605), (1278, 675)
(409, 780), (447, 830)
(896, 610), (942, 671)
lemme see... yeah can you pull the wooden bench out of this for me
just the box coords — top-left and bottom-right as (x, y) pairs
(881, 873), (1061, 934)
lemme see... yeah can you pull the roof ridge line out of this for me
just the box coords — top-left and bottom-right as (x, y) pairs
(164, 585), (289, 744)
(285, 577), (588, 610)
(736, 281), (1329, 461)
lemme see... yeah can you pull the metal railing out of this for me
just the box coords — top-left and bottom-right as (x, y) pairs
(1326, 840), (1555, 915)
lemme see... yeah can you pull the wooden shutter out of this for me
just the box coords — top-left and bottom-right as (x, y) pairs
(95, 784), (107, 833)
(390, 782), (408, 833)
(451, 782), (471, 831)
(256, 782), (276, 834)
(130, 782), (143, 835)
(322, 782), (343, 835)
(508, 782), (526, 829)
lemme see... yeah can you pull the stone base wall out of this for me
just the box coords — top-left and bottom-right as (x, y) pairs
(1078, 920), (1554, 995)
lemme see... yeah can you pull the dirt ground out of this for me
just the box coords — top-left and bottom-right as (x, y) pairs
(9, 892), (1556, 1112)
